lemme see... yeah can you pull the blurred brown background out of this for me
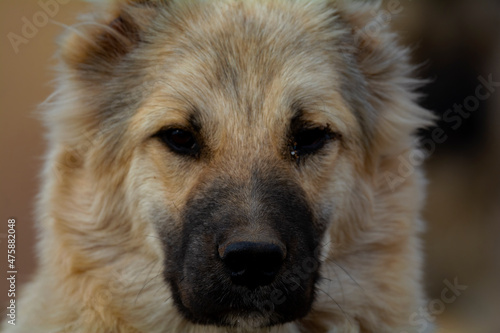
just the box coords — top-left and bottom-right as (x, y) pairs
(0, 1), (499, 332)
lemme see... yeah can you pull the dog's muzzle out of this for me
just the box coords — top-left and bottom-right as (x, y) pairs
(162, 171), (323, 327)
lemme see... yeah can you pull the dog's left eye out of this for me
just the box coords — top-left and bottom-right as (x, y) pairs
(157, 128), (200, 157)
(290, 127), (335, 158)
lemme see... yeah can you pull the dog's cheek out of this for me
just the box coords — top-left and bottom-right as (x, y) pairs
(122, 155), (177, 259)
(296, 153), (358, 230)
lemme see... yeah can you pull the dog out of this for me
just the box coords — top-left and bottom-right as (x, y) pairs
(3, 0), (435, 332)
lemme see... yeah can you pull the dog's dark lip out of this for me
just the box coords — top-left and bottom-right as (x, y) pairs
(168, 278), (278, 327)
(166, 266), (319, 328)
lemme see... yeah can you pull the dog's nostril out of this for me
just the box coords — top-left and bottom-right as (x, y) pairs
(220, 241), (286, 288)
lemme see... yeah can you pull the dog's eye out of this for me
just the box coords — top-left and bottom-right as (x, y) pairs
(295, 128), (330, 151)
(290, 127), (335, 159)
(158, 128), (200, 157)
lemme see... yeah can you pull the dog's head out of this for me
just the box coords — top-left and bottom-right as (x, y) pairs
(44, 0), (434, 330)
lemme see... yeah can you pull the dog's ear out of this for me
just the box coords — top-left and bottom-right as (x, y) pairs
(43, 1), (163, 153)
(335, 0), (435, 156)
(60, 0), (160, 79)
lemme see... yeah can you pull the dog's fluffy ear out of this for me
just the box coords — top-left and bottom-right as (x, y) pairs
(335, 0), (435, 155)
(60, 0), (160, 79)
(43, 0), (163, 149)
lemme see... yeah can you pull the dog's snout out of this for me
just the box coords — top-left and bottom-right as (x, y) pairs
(176, 173), (319, 324)
(219, 241), (286, 288)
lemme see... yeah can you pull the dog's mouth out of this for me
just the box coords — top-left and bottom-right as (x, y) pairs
(171, 279), (317, 328)
(161, 172), (323, 327)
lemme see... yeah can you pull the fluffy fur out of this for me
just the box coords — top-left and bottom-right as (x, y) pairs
(3, 0), (435, 332)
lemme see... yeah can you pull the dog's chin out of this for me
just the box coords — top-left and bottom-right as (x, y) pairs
(174, 302), (278, 328)
(222, 313), (287, 330)
(177, 303), (298, 329)
(212, 311), (280, 329)
(169, 280), (315, 329)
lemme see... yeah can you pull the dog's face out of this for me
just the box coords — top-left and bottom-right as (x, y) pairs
(48, 0), (433, 331)
(131, 4), (361, 326)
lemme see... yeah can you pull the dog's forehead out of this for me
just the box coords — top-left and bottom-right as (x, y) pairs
(140, 0), (356, 136)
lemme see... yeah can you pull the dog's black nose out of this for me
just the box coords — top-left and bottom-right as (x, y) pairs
(220, 241), (286, 288)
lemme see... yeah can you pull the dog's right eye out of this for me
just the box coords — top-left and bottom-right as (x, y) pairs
(157, 128), (200, 157)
